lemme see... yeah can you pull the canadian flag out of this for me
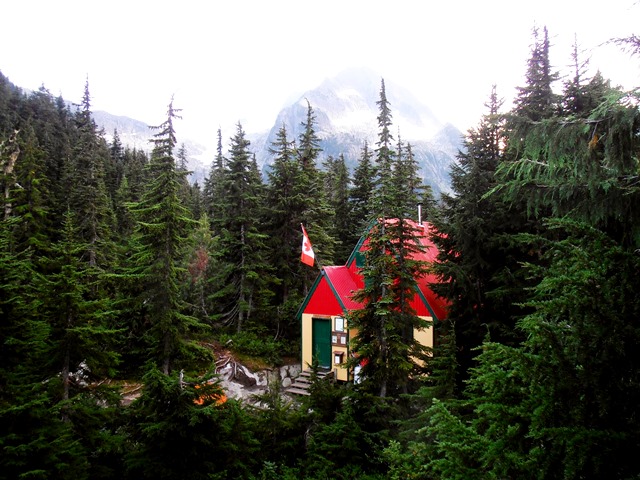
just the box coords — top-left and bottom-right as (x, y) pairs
(300, 224), (315, 267)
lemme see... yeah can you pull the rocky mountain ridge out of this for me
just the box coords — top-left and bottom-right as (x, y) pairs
(91, 68), (463, 195)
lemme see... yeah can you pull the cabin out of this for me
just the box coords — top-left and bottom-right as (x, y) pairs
(296, 219), (448, 383)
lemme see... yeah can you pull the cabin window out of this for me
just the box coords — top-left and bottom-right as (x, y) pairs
(334, 317), (344, 332)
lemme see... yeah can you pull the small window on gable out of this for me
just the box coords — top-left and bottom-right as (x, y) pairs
(334, 317), (344, 332)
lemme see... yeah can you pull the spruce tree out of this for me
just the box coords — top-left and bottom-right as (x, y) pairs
(430, 86), (530, 388)
(128, 98), (209, 374)
(66, 78), (115, 268)
(512, 25), (560, 123)
(425, 41), (640, 480)
(264, 124), (305, 309)
(297, 100), (336, 268)
(202, 128), (226, 223)
(41, 209), (120, 403)
(125, 367), (259, 479)
(347, 79), (431, 397)
(324, 153), (351, 262)
(210, 123), (273, 333)
(348, 140), (376, 245)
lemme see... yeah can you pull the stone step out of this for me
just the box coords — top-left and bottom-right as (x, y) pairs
(289, 382), (311, 390)
(286, 387), (311, 396)
(299, 370), (331, 378)
(287, 369), (336, 396)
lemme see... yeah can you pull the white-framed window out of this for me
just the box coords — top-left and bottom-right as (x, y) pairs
(334, 317), (344, 332)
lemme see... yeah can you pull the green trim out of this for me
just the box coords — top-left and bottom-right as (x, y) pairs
(415, 286), (440, 323)
(345, 219), (377, 267)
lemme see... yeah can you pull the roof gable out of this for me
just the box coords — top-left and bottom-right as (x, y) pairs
(300, 219), (449, 321)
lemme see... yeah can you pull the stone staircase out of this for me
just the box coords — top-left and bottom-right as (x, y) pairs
(286, 368), (334, 396)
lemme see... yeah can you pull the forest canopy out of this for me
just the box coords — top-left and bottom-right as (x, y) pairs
(0, 26), (639, 480)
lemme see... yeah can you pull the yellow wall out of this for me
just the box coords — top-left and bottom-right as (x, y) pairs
(301, 313), (315, 371)
(413, 317), (434, 366)
(302, 314), (434, 382)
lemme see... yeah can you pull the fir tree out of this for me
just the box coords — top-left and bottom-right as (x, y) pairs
(512, 25), (560, 123)
(324, 153), (351, 262)
(348, 140), (376, 244)
(430, 86), (529, 387)
(297, 100), (336, 268)
(210, 123), (273, 333)
(202, 128), (226, 223)
(125, 367), (259, 479)
(347, 80), (431, 398)
(264, 124), (305, 309)
(66, 78), (115, 268)
(128, 98), (209, 374)
(41, 209), (120, 404)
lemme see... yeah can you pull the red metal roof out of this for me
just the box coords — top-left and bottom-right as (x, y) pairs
(322, 265), (363, 310)
(300, 220), (449, 321)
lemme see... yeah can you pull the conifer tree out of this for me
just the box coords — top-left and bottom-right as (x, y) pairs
(4, 125), (51, 256)
(347, 79), (431, 397)
(511, 25), (560, 124)
(66, 78), (115, 268)
(324, 153), (351, 262)
(393, 136), (428, 219)
(113, 147), (148, 238)
(348, 140), (376, 245)
(425, 42), (640, 480)
(182, 213), (216, 323)
(128, 98), (209, 374)
(125, 367), (258, 479)
(202, 128), (226, 222)
(372, 79), (396, 218)
(430, 86), (529, 387)
(297, 100), (336, 268)
(105, 128), (125, 205)
(264, 124), (304, 307)
(210, 123), (273, 333)
(496, 61), (640, 247)
(41, 210), (120, 404)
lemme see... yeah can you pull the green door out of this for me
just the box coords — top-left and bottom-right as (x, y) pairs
(312, 318), (332, 369)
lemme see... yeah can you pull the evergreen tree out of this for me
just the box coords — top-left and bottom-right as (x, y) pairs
(425, 43), (640, 480)
(128, 98), (209, 374)
(297, 100), (336, 268)
(210, 123), (273, 333)
(182, 213), (216, 323)
(348, 140), (376, 245)
(105, 128), (125, 205)
(496, 67), (640, 247)
(372, 78), (396, 218)
(323, 153), (352, 262)
(426, 221), (640, 480)
(202, 128), (226, 222)
(41, 209), (120, 404)
(264, 124), (307, 320)
(393, 136), (428, 219)
(4, 125), (52, 256)
(347, 79), (431, 398)
(66, 78), (115, 268)
(512, 25), (560, 123)
(125, 368), (259, 479)
(430, 86), (530, 388)
(113, 147), (148, 238)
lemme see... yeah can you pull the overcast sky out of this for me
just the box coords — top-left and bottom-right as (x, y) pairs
(1, 0), (638, 151)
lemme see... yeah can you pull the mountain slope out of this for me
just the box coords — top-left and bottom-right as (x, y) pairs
(253, 67), (463, 196)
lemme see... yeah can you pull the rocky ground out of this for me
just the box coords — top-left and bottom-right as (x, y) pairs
(117, 343), (302, 406)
